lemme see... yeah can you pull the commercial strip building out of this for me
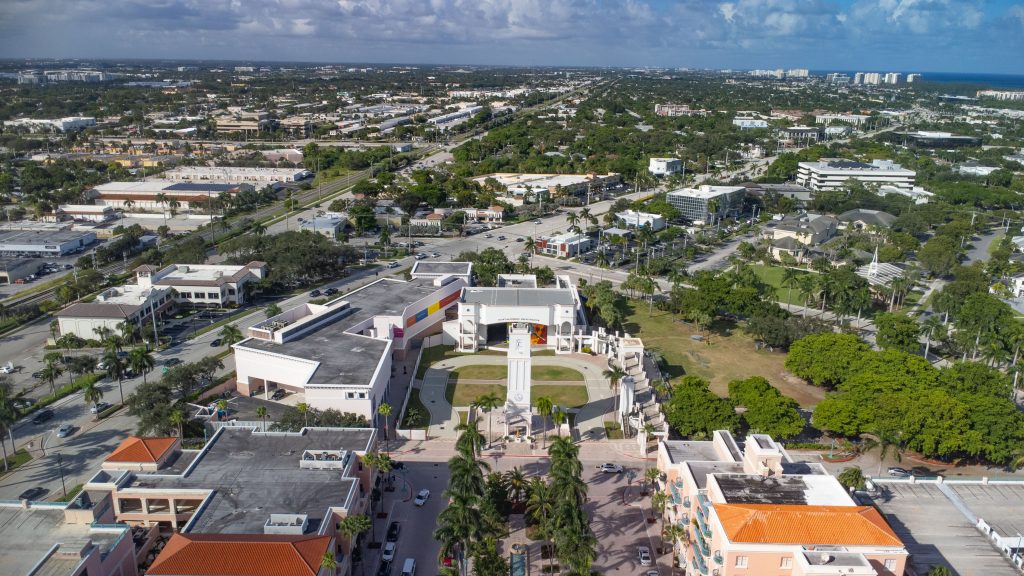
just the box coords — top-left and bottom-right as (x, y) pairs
(796, 160), (916, 191)
(878, 185), (934, 204)
(56, 204), (116, 222)
(91, 181), (255, 212)
(232, 265), (471, 419)
(654, 104), (708, 117)
(0, 257), (44, 284)
(657, 432), (908, 576)
(649, 157), (682, 176)
(428, 105), (483, 130)
(0, 229), (97, 257)
(135, 261), (267, 308)
(55, 283), (174, 340)
(897, 131), (981, 148)
(535, 232), (593, 257)
(615, 210), (666, 231)
(815, 113), (870, 126)
(471, 172), (622, 201)
(733, 117), (768, 130)
(300, 215), (347, 237)
(666, 185), (746, 224)
(155, 166), (312, 185)
(84, 427), (376, 576)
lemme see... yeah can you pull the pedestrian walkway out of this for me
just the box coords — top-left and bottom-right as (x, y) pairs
(416, 351), (614, 441)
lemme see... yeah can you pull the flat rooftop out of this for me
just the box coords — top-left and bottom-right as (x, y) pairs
(240, 279), (441, 385)
(947, 483), (1024, 542)
(663, 440), (722, 465)
(713, 473), (848, 506)
(461, 287), (575, 307)
(0, 506), (125, 576)
(124, 427), (374, 534)
(156, 264), (248, 283)
(869, 482), (1018, 576)
(0, 230), (94, 244)
(411, 261), (472, 277)
(667, 185), (745, 200)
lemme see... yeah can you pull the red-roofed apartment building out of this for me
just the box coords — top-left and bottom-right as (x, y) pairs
(657, 431), (908, 576)
(147, 533), (334, 576)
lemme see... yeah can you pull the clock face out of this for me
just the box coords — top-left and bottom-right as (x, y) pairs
(514, 392), (524, 402)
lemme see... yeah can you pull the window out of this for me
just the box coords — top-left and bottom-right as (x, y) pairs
(345, 392), (356, 399)
(358, 392), (367, 399)
(179, 292), (191, 299)
(780, 557), (792, 569)
(735, 556), (748, 568)
(884, 559), (896, 571)
(207, 292), (219, 299)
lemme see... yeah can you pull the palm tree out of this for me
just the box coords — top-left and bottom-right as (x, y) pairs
(504, 466), (528, 508)
(297, 402), (311, 428)
(265, 303), (282, 318)
(102, 350), (127, 403)
(780, 267), (800, 308)
(454, 420), (486, 458)
(169, 409), (186, 438)
(920, 314), (945, 360)
(104, 334), (125, 354)
(40, 363), (62, 397)
(566, 211), (580, 233)
(603, 364), (626, 416)
(168, 199), (181, 217)
(82, 379), (104, 412)
(796, 274), (816, 317)
(551, 408), (567, 437)
(155, 192), (168, 226)
(472, 393), (502, 447)
(377, 402), (392, 456)
(122, 198), (134, 213)
(525, 477), (556, 573)
(535, 396), (553, 448)
(256, 405), (268, 431)
(319, 551), (338, 575)
(128, 347), (155, 384)
(336, 514), (372, 556)
(218, 324), (243, 348)
(0, 381), (18, 472)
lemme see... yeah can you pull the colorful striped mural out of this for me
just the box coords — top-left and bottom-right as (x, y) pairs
(405, 290), (461, 328)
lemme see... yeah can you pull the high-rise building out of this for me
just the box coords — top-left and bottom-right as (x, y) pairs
(786, 69), (809, 78)
(825, 73), (851, 84)
(853, 72), (865, 85)
(863, 73), (882, 85)
(666, 185), (746, 223)
(884, 72), (902, 85)
(906, 73), (922, 83)
(797, 159), (916, 191)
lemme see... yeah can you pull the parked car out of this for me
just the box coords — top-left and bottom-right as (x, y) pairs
(31, 409), (54, 425)
(56, 424), (74, 438)
(597, 463), (624, 473)
(387, 261), (400, 269)
(484, 233), (493, 238)
(533, 220), (542, 224)
(0, 361), (15, 374)
(887, 467), (913, 478)
(210, 339), (222, 347)
(637, 546), (652, 566)
(386, 521), (401, 542)
(515, 237), (524, 242)
(382, 542), (397, 562)
(271, 389), (287, 400)
(413, 489), (430, 506)
(309, 289), (322, 297)
(13, 398), (34, 411)
(325, 287), (339, 296)
(497, 235), (506, 241)
(376, 561), (391, 576)
(90, 401), (112, 414)
(414, 253), (428, 260)
(165, 358), (182, 367)
(430, 252), (440, 258)
(18, 487), (46, 501)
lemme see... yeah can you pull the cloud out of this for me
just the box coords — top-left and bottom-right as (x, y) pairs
(0, 0), (1018, 72)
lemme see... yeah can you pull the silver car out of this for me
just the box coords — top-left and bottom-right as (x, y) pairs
(637, 545), (652, 566)
(56, 424), (74, 438)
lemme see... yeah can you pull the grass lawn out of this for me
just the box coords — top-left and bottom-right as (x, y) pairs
(446, 383), (589, 407)
(401, 388), (430, 428)
(622, 305), (825, 408)
(749, 264), (813, 306)
(56, 484), (84, 503)
(0, 449), (32, 476)
(449, 365), (584, 383)
(447, 383), (506, 406)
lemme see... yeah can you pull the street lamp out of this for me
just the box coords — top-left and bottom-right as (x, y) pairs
(55, 452), (67, 498)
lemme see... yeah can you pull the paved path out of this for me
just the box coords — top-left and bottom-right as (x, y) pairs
(417, 351), (613, 441)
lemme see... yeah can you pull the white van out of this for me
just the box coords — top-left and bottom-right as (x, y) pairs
(400, 558), (416, 576)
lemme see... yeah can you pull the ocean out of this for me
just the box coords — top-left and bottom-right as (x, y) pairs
(813, 71), (1024, 90)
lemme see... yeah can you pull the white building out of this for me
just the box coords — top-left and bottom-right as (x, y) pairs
(786, 69), (809, 78)
(91, 181), (254, 212)
(666, 185), (746, 223)
(853, 72), (865, 85)
(300, 215), (347, 237)
(654, 104), (707, 117)
(977, 90), (1024, 101)
(649, 158), (682, 176)
(907, 74), (922, 83)
(56, 204), (115, 222)
(428, 105), (483, 130)
(3, 116), (96, 132)
(56, 284), (174, 341)
(616, 210), (666, 231)
(733, 117), (768, 130)
(884, 72), (902, 85)
(536, 232), (593, 257)
(135, 261), (267, 308)
(814, 113), (870, 126)
(956, 163), (1000, 177)
(796, 159), (916, 191)
(878, 185), (934, 204)
(232, 266), (470, 419)
(156, 166), (311, 185)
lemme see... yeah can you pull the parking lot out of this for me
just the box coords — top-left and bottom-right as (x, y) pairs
(868, 482), (1019, 576)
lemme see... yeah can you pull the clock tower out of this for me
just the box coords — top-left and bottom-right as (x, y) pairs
(505, 323), (533, 437)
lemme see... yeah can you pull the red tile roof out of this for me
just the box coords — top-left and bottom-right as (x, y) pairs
(147, 534), (332, 576)
(714, 504), (903, 547)
(105, 436), (178, 464)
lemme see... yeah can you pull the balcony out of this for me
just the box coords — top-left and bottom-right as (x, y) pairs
(683, 496), (691, 508)
(692, 551), (710, 575)
(695, 506), (713, 539)
(692, 525), (710, 557)
(713, 552), (723, 565)
(697, 492), (710, 513)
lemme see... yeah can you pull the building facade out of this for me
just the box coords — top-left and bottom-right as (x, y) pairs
(92, 181), (255, 213)
(649, 158), (682, 176)
(56, 284), (174, 340)
(666, 185), (747, 223)
(616, 210), (667, 231)
(156, 167), (312, 184)
(136, 262), (267, 308)
(535, 232), (593, 257)
(796, 160), (916, 191)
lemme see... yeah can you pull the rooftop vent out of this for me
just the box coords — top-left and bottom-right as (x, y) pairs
(265, 513), (309, 535)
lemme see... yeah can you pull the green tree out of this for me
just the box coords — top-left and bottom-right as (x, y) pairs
(917, 235), (960, 277)
(377, 402), (392, 456)
(836, 466), (867, 491)
(125, 379), (177, 436)
(663, 376), (739, 438)
(255, 405), (268, 431)
(265, 303), (282, 318)
(218, 324), (243, 347)
(128, 347), (155, 384)
(875, 313), (921, 354)
(82, 379), (104, 411)
(785, 333), (869, 387)
(728, 377), (805, 439)
(535, 396), (553, 449)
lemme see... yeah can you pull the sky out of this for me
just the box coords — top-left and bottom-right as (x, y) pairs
(1, 0), (1023, 74)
